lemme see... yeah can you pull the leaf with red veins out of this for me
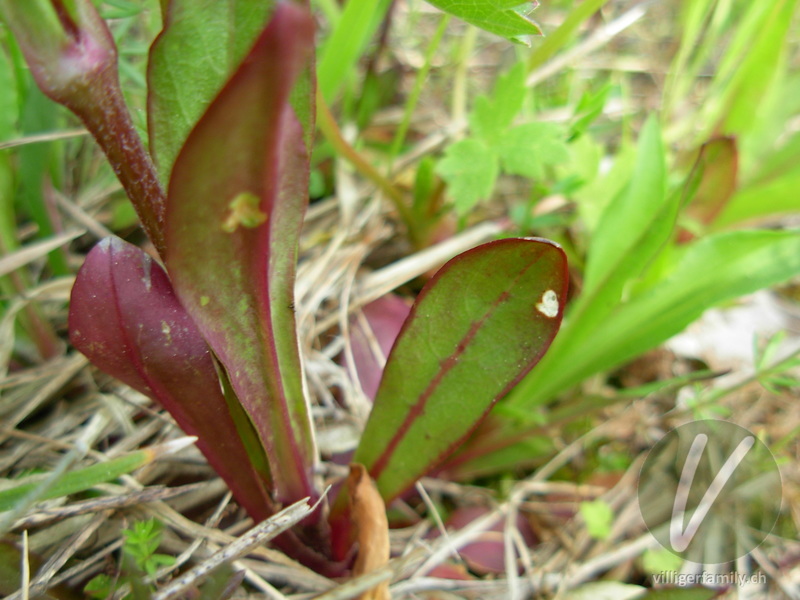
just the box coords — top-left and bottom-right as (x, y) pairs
(352, 238), (568, 504)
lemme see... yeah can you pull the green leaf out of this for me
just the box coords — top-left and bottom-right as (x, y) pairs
(581, 116), (668, 300)
(496, 122), (569, 179)
(571, 82), (612, 138)
(424, 0), (542, 44)
(436, 138), (499, 215)
(84, 574), (115, 599)
(353, 238), (568, 502)
(164, 4), (317, 506)
(147, 0), (274, 179)
(641, 548), (683, 575)
(469, 62), (526, 142)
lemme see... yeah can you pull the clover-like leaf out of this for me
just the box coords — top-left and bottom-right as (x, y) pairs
(436, 138), (499, 215)
(469, 62), (527, 143)
(496, 122), (570, 179)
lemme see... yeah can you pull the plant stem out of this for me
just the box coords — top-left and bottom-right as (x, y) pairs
(451, 25), (477, 125)
(316, 88), (420, 245)
(70, 72), (166, 255)
(0, 0), (167, 256)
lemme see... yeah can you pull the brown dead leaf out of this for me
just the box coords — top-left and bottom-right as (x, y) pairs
(349, 463), (390, 600)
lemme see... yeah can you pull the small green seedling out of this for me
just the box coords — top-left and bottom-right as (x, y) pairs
(84, 518), (174, 600)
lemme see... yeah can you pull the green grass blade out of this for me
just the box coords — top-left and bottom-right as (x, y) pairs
(0, 442), (188, 513)
(572, 229), (800, 389)
(580, 116), (668, 301)
(718, 0), (798, 136)
(527, 0), (610, 72)
(511, 229), (800, 409)
(316, 0), (393, 103)
(505, 116), (675, 408)
(696, 0), (798, 139)
(715, 160), (800, 227)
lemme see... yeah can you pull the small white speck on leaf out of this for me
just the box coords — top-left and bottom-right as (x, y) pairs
(536, 290), (559, 318)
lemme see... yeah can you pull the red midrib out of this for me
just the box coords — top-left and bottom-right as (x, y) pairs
(367, 252), (541, 481)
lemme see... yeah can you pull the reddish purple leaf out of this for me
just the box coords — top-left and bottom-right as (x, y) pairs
(69, 237), (274, 521)
(163, 4), (317, 506)
(346, 294), (412, 401)
(429, 506), (537, 575)
(678, 137), (738, 243)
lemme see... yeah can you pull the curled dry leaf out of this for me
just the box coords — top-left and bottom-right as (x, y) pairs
(349, 464), (390, 600)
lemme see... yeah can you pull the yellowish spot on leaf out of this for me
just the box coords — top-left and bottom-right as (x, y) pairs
(161, 321), (172, 344)
(200, 296), (210, 307)
(536, 289), (559, 318)
(222, 191), (267, 233)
